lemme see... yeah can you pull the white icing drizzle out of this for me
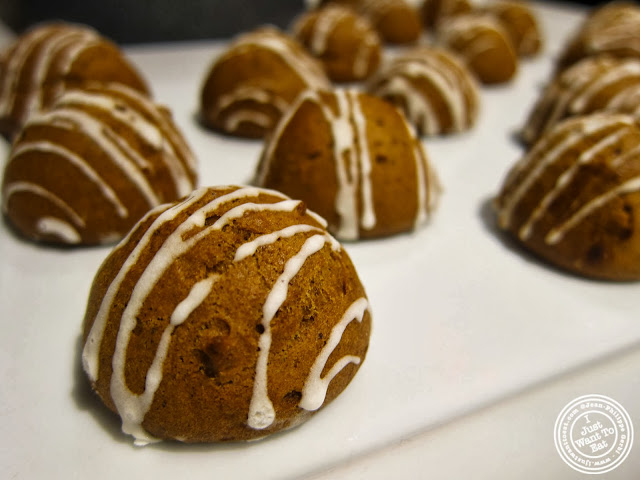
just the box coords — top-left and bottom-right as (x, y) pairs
(608, 84), (640, 113)
(227, 30), (329, 91)
(518, 125), (631, 240)
(212, 30), (329, 134)
(331, 90), (362, 239)
(571, 61), (640, 113)
(309, 7), (347, 55)
(2, 180), (85, 227)
(214, 86), (289, 134)
(545, 175), (640, 244)
(83, 186), (287, 382)
(299, 297), (369, 411)
(379, 76), (439, 135)
(215, 87), (289, 114)
(60, 90), (163, 149)
(83, 190), (209, 381)
(109, 196), (300, 441)
(248, 233), (329, 429)
(114, 274), (220, 446)
(225, 110), (272, 132)
(11, 140), (128, 218)
(306, 209), (329, 228)
(258, 88), (436, 238)
(350, 92), (376, 230)
(353, 29), (378, 79)
(585, 7), (640, 54)
(259, 89), (376, 239)
(105, 83), (197, 177)
(439, 14), (508, 61)
(37, 33), (101, 109)
(234, 224), (325, 262)
(36, 216), (81, 243)
(412, 136), (431, 228)
(0, 27), (52, 116)
(23, 29), (96, 121)
(299, 4), (377, 80)
(27, 108), (161, 208)
(56, 89), (194, 198)
(498, 115), (633, 229)
(611, 142), (640, 169)
(215, 199), (302, 228)
(325, 90), (377, 238)
(371, 50), (476, 134)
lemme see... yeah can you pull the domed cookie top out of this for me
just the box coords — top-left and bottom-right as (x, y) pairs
(199, 27), (331, 138)
(255, 89), (440, 240)
(437, 12), (518, 84)
(367, 46), (480, 136)
(0, 22), (149, 140)
(81, 185), (371, 444)
(481, 0), (543, 57)
(355, 0), (423, 44)
(495, 113), (640, 280)
(421, 0), (472, 29)
(556, 2), (640, 71)
(521, 56), (640, 146)
(292, 4), (382, 82)
(1, 84), (197, 245)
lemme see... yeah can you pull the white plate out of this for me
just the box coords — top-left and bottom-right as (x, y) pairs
(2, 3), (638, 479)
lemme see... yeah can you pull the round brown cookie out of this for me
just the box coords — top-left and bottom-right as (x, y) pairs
(481, 0), (543, 57)
(357, 0), (423, 44)
(367, 46), (480, 136)
(199, 27), (330, 139)
(0, 22), (149, 140)
(81, 185), (372, 444)
(556, 2), (640, 72)
(1, 84), (197, 245)
(311, 0), (422, 44)
(292, 4), (382, 82)
(437, 12), (518, 85)
(495, 113), (640, 281)
(255, 89), (440, 240)
(421, 0), (472, 29)
(521, 56), (640, 146)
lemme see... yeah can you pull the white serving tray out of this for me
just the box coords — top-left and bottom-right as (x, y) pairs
(2, 3), (638, 479)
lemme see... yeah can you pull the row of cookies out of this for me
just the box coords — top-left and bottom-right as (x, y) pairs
(198, 1), (544, 142)
(303, 0), (544, 84)
(0, 22), (374, 444)
(495, 2), (640, 281)
(0, 23), (198, 244)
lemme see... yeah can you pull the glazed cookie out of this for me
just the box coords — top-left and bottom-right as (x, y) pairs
(292, 4), (382, 82)
(556, 2), (640, 72)
(255, 89), (440, 240)
(481, 0), (543, 57)
(0, 22), (149, 140)
(367, 46), (480, 136)
(1, 84), (197, 245)
(199, 27), (330, 138)
(495, 113), (640, 280)
(437, 13), (518, 84)
(521, 56), (640, 146)
(355, 0), (423, 44)
(81, 185), (372, 443)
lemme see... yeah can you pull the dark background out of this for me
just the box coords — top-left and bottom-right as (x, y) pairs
(0, 0), (617, 44)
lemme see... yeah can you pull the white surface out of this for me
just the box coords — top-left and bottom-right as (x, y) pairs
(1, 3), (638, 479)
